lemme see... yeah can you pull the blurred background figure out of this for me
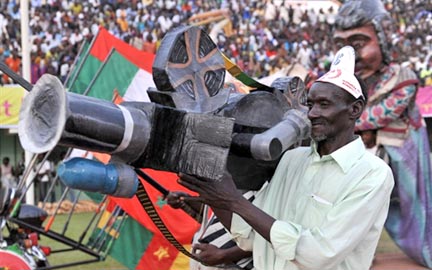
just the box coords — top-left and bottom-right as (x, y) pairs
(13, 151), (26, 183)
(0, 156), (16, 188)
(34, 153), (54, 204)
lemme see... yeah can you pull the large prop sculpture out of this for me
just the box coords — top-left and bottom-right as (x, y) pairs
(16, 25), (310, 265)
(18, 26), (310, 194)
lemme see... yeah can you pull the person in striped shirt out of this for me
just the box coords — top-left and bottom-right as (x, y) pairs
(167, 189), (255, 270)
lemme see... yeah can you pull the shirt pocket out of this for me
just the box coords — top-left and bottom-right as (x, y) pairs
(301, 193), (334, 228)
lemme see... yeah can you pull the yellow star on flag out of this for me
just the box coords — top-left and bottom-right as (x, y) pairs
(153, 246), (170, 261)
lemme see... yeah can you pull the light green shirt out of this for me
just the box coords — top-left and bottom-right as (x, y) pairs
(231, 137), (394, 270)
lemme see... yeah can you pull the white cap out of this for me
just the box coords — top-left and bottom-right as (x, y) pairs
(317, 46), (363, 99)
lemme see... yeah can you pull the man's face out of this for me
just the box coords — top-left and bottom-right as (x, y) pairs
(307, 82), (353, 142)
(360, 130), (376, 148)
(2, 158), (9, 165)
(333, 24), (383, 80)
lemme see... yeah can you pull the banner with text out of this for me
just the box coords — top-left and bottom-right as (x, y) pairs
(0, 85), (25, 129)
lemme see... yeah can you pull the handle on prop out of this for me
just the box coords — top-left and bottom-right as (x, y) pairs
(135, 169), (203, 223)
(134, 169), (169, 196)
(44, 215), (55, 232)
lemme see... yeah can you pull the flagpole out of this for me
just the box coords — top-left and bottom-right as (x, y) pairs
(20, 0), (30, 82)
(67, 30), (99, 92)
(20, 0), (35, 205)
(82, 48), (116, 96)
(63, 39), (89, 87)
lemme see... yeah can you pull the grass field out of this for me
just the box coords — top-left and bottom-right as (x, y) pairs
(10, 211), (402, 270)
(38, 212), (125, 270)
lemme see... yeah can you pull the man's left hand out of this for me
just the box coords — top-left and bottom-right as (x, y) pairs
(192, 243), (230, 266)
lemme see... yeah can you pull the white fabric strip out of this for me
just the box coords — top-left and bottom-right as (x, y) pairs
(113, 105), (134, 153)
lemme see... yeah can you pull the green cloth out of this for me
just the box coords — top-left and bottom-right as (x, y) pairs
(85, 50), (140, 100)
(231, 138), (394, 270)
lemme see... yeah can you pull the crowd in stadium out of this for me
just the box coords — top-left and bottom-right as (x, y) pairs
(0, 0), (431, 86)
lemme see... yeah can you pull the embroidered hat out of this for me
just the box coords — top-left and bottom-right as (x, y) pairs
(317, 46), (363, 99)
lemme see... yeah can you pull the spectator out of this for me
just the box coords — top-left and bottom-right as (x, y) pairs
(360, 130), (389, 164)
(296, 40), (312, 70)
(2, 49), (20, 84)
(142, 34), (156, 54)
(420, 57), (432, 86)
(57, 150), (77, 202)
(30, 53), (41, 84)
(0, 0), (429, 88)
(14, 152), (26, 183)
(0, 156), (15, 188)
(34, 154), (54, 203)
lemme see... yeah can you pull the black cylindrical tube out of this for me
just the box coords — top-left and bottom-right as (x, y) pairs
(230, 133), (254, 157)
(60, 93), (125, 153)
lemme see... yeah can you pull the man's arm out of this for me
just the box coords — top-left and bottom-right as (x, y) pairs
(228, 197), (276, 242)
(179, 173), (275, 242)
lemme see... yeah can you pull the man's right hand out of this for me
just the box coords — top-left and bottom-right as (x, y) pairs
(192, 243), (228, 265)
(192, 243), (252, 266)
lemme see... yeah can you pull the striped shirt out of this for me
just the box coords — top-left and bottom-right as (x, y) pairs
(190, 191), (256, 270)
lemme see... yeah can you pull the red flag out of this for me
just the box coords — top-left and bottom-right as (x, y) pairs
(136, 235), (181, 270)
(90, 27), (154, 72)
(110, 170), (200, 243)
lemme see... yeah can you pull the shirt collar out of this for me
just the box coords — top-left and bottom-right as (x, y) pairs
(310, 136), (366, 173)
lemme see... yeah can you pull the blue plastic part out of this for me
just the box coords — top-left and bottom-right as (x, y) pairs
(58, 157), (119, 195)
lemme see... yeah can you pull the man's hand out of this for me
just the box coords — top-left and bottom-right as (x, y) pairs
(179, 173), (276, 242)
(165, 191), (204, 221)
(192, 243), (228, 266)
(165, 191), (191, 209)
(192, 243), (252, 266)
(177, 172), (242, 210)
